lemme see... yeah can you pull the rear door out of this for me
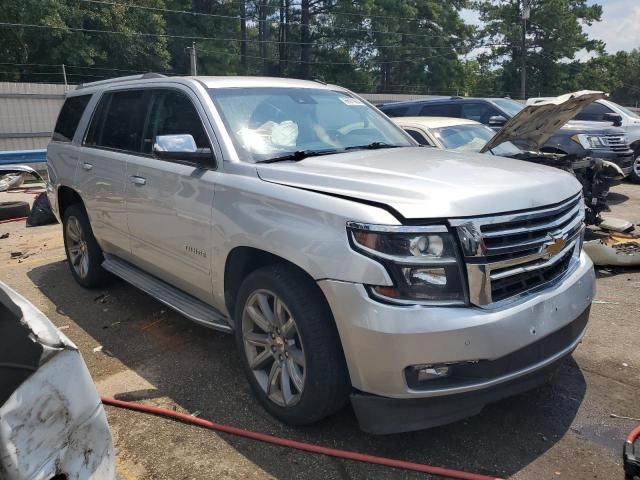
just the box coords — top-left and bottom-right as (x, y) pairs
(125, 87), (217, 302)
(77, 89), (149, 259)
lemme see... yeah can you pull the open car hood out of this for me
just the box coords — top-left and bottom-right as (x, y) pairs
(481, 90), (607, 153)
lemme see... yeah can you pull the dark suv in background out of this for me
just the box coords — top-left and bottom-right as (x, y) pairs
(379, 96), (635, 177)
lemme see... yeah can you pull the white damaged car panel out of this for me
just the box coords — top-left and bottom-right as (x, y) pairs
(0, 282), (115, 480)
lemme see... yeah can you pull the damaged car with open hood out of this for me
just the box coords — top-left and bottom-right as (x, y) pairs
(46, 75), (594, 434)
(392, 91), (628, 226)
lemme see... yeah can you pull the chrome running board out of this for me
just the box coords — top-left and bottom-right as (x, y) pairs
(102, 254), (232, 333)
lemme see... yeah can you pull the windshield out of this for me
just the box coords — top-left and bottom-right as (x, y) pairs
(208, 87), (413, 162)
(491, 98), (524, 118)
(433, 124), (522, 156)
(615, 103), (640, 120)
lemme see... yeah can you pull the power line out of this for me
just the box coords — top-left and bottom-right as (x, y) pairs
(0, 21), (488, 51)
(80, 0), (469, 41)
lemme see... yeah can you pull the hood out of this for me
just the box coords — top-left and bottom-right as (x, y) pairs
(481, 90), (607, 153)
(256, 147), (581, 219)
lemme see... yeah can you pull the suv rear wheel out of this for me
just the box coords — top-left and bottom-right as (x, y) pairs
(234, 265), (350, 425)
(62, 204), (110, 288)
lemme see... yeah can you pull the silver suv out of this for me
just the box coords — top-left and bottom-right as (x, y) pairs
(47, 75), (595, 434)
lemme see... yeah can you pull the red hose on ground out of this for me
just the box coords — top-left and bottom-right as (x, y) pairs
(627, 424), (640, 444)
(0, 216), (27, 224)
(101, 396), (503, 480)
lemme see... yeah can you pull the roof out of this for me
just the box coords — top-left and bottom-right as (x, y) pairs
(193, 76), (340, 90)
(380, 96), (508, 107)
(391, 116), (481, 129)
(72, 74), (342, 95)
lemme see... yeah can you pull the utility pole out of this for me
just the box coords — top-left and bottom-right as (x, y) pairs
(61, 64), (68, 90)
(187, 42), (198, 76)
(520, 0), (530, 100)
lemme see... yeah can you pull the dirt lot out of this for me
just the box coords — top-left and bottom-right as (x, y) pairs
(1, 182), (639, 480)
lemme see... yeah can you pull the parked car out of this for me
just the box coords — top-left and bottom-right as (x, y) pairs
(528, 97), (640, 183)
(379, 94), (636, 178)
(392, 111), (624, 225)
(0, 281), (115, 479)
(47, 75), (595, 434)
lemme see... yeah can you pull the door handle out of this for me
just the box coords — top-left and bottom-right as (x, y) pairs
(129, 175), (146, 186)
(82, 162), (93, 171)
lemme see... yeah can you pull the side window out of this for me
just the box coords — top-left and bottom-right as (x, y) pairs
(573, 102), (614, 121)
(460, 103), (500, 124)
(52, 95), (92, 142)
(404, 128), (431, 146)
(419, 103), (460, 117)
(85, 90), (148, 153)
(143, 90), (211, 155)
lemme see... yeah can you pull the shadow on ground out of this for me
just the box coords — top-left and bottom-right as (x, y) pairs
(605, 191), (629, 206)
(29, 261), (587, 479)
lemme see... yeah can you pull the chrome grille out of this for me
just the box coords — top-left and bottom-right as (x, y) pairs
(451, 193), (585, 306)
(603, 134), (629, 152)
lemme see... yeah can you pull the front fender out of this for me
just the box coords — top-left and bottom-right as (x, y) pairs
(210, 168), (397, 313)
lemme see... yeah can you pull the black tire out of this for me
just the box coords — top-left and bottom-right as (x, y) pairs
(62, 203), (111, 288)
(630, 153), (640, 184)
(0, 201), (30, 221)
(234, 264), (350, 426)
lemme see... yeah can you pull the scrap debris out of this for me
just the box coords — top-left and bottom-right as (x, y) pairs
(584, 230), (640, 267)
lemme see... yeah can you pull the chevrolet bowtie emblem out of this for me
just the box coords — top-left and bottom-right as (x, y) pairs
(541, 236), (567, 260)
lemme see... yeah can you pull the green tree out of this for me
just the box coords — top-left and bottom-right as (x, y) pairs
(472, 0), (604, 98)
(0, 0), (171, 83)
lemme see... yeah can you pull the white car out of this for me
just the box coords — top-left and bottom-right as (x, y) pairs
(0, 281), (115, 479)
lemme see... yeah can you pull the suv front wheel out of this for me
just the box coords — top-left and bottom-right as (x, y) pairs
(62, 204), (110, 288)
(234, 265), (350, 425)
(631, 153), (640, 184)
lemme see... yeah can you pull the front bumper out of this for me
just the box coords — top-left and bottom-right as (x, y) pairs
(591, 149), (635, 176)
(318, 251), (595, 432)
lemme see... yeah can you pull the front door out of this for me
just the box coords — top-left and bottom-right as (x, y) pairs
(125, 87), (217, 303)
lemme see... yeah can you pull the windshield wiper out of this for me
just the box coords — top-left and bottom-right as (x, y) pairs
(255, 149), (339, 164)
(344, 141), (402, 151)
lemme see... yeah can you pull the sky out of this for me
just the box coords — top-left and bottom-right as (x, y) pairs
(460, 0), (640, 61)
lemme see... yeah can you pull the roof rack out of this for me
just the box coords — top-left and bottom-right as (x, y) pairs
(77, 72), (167, 90)
(449, 96), (464, 100)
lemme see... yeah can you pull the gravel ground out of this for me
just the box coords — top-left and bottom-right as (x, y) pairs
(1, 182), (639, 480)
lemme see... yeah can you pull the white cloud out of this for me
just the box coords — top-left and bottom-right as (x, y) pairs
(583, 0), (640, 55)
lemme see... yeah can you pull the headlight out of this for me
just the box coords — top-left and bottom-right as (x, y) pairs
(347, 222), (467, 305)
(571, 134), (608, 150)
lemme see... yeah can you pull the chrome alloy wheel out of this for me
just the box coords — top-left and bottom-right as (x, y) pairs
(65, 216), (89, 279)
(241, 290), (306, 407)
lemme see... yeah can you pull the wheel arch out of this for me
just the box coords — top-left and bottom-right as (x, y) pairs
(223, 247), (331, 324)
(57, 186), (84, 218)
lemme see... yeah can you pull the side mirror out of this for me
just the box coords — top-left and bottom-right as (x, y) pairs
(603, 113), (623, 127)
(488, 115), (507, 127)
(153, 134), (216, 167)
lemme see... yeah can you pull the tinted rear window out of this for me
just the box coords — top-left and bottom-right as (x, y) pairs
(85, 90), (148, 152)
(52, 95), (92, 142)
(419, 103), (460, 117)
(381, 105), (410, 117)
